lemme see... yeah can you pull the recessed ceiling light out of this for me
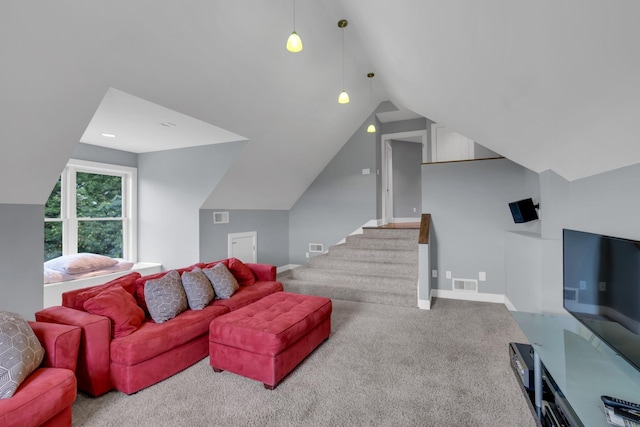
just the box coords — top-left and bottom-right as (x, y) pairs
(101, 133), (117, 138)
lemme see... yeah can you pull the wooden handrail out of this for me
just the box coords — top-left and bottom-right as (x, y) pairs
(419, 213), (430, 244)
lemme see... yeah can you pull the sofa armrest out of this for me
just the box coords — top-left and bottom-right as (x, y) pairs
(35, 306), (113, 397)
(247, 263), (277, 282)
(28, 321), (81, 372)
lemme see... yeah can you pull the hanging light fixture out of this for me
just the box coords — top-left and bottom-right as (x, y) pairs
(337, 19), (350, 104)
(286, 0), (303, 52)
(367, 72), (376, 133)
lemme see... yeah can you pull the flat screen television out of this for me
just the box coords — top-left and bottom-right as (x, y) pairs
(509, 198), (539, 223)
(563, 228), (640, 372)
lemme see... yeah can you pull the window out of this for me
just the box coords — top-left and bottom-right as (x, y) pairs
(44, 159), (137, 262)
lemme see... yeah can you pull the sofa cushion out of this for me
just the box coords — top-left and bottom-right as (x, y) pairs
(212, 281), (283, 311)
(71, 272), (141, 312)
(202, 263), (239, 299)
(144, 270), (188, 323)
(110, 304), (229, 366)
(181, 268), (215, 310)
(228, 258), (256, 286)
(198, 259), (229, 270)
(83, 286), (145, 338)
(44, 253), (118, 275)
(0, 367), (76, 427)
(0, 312), (45, 399)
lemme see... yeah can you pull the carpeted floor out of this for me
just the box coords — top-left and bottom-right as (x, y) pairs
(72, 298), (537, 426)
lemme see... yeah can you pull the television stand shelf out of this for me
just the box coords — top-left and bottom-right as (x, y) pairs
(511, 312), (640, 427)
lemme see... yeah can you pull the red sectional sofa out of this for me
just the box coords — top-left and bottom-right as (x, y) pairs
(35, 259), (283, 396)
(0, 322), (81, 427)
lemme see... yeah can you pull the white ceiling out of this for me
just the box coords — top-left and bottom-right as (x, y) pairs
(81, 88), (246, 153)
(2, 0), (640, 208)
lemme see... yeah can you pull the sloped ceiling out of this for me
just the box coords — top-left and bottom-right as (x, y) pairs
(1, 1), (639, 207)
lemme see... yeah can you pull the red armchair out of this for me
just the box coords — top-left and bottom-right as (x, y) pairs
(0, 322), (81, 427)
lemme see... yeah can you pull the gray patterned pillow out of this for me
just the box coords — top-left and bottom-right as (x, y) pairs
(144, 270), (188, 323)
(181, 267), (215, 310)
(202, 263), (239, 299)
(0, 311), (45, 399)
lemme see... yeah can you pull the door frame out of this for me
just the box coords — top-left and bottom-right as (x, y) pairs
(380, 130), (428, 224)
(227, 231), (257, 263)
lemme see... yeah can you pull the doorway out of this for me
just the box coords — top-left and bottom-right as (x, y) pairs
(227, 231), (257, 263)
(380, 130), (427, 224)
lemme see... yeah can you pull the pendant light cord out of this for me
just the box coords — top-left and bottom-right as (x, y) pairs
(292, 0), (296, 31)
(341, 28), (345, 89)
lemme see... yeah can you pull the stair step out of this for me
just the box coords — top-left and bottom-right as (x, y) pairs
(282, 279), (417, 308)
(329, 244), (418, 263)
(290, 267), (416, 288)
(309, 255), (417, 278)
(362, 228), (420, 239)
(345, 234), (418, 250)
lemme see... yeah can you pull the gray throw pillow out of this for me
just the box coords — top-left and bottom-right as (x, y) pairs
(202, 263), (239, 299)
(181, 267), (215, 310)
(0, 311), (45, 399)
(144, 270), (188, 323)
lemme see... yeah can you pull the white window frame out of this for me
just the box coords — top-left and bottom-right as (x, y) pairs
(45, 159), (138, 262)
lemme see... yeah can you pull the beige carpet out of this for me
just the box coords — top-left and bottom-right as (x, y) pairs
(72, 298), (537, 426)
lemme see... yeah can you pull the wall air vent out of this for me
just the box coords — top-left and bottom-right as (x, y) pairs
(452, 278), (478, 292)
(213, 211), (229, 224)
(309, 243), (324, 253)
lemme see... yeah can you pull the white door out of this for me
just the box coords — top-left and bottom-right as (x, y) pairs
(228, 231), (257, 263)
(432, 125), (474, 162)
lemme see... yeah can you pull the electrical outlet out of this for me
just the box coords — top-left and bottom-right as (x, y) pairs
(432, 270), (437, 278)
(306, 252), (309, 258)
(413, 207), (417, 213)
(446, 271), (451, 279)
(479, 272), (486, 281)
(579, 280), (587, 290)
(362, 168), (370, 175)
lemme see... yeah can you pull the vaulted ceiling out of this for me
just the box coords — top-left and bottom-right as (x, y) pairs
(2, 1), (639, 208)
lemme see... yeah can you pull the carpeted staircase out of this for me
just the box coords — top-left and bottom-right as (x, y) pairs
(280, 226), (419, 307)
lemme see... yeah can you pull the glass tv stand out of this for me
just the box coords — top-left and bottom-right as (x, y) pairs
(511, 312), (640, 427)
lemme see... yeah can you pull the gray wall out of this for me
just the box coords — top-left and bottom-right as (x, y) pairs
(0, 204), (45, 319)
(199, 209), (289, 267)
(289, 120), (378, 265)
(72, 143), (138, 168)
(423, 158), (538, 295)
(138, 142), (246, 270)
(391, 140), (422, 218)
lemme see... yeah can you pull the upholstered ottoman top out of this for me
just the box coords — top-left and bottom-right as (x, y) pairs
(209, 292), (332, 357)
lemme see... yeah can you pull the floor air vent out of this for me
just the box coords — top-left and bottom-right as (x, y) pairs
(452, 278), (478, 292)
(309, 243), (324, 253)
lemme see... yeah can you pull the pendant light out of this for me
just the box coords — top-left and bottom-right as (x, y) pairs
(337, 19), (350, 104)
(286, 0), (303, 52)
(366, 73), (376, 133)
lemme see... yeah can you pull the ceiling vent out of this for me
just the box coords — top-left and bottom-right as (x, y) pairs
(213, 211), (229, 224)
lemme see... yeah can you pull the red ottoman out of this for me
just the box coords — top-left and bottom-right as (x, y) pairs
(209, 292), (332, 389)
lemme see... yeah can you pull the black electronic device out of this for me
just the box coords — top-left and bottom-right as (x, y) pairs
(508, 198), (539, 223)
(509, 342), (534, 390)
(601, 395), (640, 425)
(563, 229), (640, 373)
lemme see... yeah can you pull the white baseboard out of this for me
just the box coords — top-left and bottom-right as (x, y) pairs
(503, 296), (517, 311)
(431, 289), (505, 305)
(277, 264), (300, 273)
(392, 217), (420, 223)
(418, 298), (431, 310)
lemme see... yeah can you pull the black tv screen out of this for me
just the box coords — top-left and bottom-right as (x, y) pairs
(563, 228), (640, 372)
(509, 198), (538, 223)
